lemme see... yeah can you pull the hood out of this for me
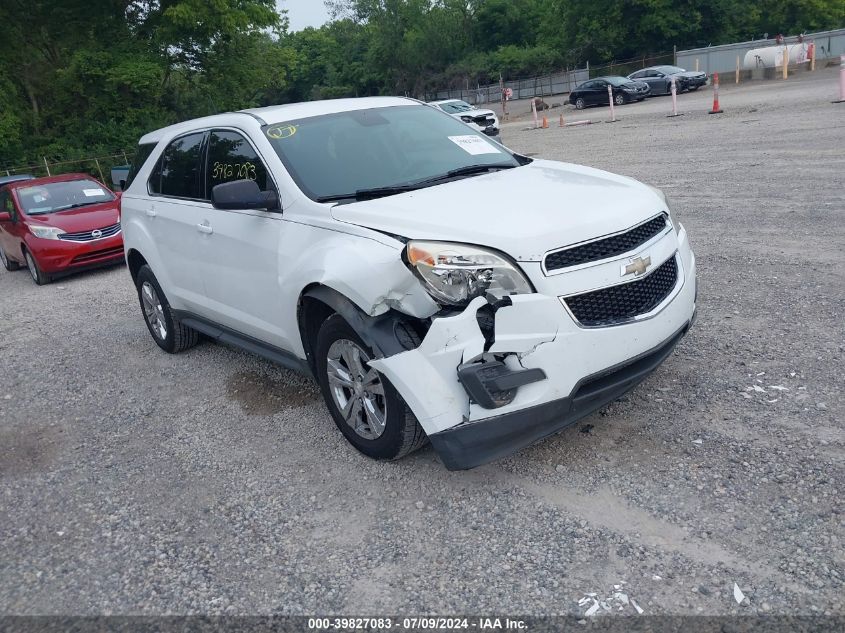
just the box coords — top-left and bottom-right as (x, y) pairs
(677, 71), (706, 78)
(24, 201), (120, 233)
(464, 108), (495, 117)
(330, 160), (665, 261)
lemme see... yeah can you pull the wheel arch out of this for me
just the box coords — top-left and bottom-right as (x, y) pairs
(126, 249), (148, 284)
(297, 283), (426, 375)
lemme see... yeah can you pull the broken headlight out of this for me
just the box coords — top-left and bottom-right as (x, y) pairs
(405, 241), (533, 307)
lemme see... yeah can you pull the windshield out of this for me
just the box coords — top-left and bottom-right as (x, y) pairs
(263, 105), (519, 202)
(657, 66), (686, 74)
(17, 179), (115, 215)
(437, 101), (474, 114)
(605, 76), (633, 86)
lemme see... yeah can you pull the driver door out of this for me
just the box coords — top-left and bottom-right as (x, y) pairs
(0, 189), (24, 266)
(194, 129), (292, 350)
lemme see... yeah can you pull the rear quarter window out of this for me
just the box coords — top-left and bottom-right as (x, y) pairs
(126, 142), (157, 189)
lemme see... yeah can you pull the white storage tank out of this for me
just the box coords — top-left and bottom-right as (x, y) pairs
(744, 43), (811, 69)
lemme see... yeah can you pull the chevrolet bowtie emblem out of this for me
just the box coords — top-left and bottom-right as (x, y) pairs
(622, 255), (651, 277)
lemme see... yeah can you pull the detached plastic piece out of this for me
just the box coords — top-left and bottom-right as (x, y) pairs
(458, 359), (547, 409)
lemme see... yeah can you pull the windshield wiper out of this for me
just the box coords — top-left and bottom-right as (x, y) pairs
(316, 163), (518, 203)
(36, 201), (103, 214)
(442, 163), (517, 179)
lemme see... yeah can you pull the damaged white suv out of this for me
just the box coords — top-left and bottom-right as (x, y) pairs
(121, 97), (696, 470)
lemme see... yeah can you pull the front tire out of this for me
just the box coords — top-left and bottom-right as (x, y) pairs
(0, 246), (20, 271)
(24, 250), (50, 285)
(135, 265), (199, 353)
(315, 314), (427, 461)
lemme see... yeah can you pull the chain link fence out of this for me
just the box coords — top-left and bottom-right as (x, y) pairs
(1, 151), (133, 189)
(423, 52), (676, 105)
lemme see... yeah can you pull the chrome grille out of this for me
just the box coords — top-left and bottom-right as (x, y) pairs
(58, 223), (121, 242)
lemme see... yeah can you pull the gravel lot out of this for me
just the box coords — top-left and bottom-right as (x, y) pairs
(1, 68), (843, 618)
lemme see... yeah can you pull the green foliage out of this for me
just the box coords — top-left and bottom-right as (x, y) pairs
(0, 0), (842, 170)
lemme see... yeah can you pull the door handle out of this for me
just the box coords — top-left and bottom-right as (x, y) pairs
(197, 222), (213, 235)
(145, 208), (157, 217)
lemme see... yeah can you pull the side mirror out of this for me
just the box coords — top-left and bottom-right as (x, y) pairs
(211, 179), (280, 212)
(0, 211), (9, 222)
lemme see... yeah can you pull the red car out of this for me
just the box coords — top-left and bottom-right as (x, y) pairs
(0, 174), (124, 284)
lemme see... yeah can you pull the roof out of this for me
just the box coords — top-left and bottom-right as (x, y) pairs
(0, 174), (34, 186)
(2, 173), (107, 192)
(138, 96), (419, 145)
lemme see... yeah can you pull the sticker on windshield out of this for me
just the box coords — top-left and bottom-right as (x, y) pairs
(447, 135), (502, 155)
(267, 125), (297, 140)
(83, 188), (105, 197)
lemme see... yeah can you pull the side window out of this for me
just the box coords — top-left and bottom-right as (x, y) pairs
(150, 132), (205, 199)
(580, 81), (595, 90)
(0, 191), (12, 220)
(630, 71), (644, 79)
(206, 130), (270, 197)
(126, 142), (157, 189)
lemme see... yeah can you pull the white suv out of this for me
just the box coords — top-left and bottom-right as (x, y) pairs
(430, 99), (500, 138)
(121, 97), (696, 470)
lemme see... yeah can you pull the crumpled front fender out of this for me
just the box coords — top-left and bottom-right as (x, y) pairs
(369, 294), (561, 435)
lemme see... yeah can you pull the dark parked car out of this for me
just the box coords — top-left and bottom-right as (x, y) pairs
(628, 66), (708, 94)
(569, 76), (650, 109)
(0, 174), (34, 186)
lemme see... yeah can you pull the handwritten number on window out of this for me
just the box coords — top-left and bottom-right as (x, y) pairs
(212, 161), (257, 182)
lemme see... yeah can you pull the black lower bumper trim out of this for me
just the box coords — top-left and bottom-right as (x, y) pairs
(429, 320), (692, 470)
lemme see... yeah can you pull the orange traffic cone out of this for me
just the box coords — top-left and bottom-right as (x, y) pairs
(559, 113), (565, 127)
(542, 115), (549, 128)
(709, 72), (723, 114)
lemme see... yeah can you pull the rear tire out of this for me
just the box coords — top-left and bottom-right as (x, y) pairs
(315, 314), (427, 461)
(24, 250), (50, 285)
(614, 93), (625, 106)
(0, 246), (20, 271)
(135, 265), (199, 353)
(574, 97), (585, 110)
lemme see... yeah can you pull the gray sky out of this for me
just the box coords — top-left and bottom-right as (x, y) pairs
(278, 0), (331, 32)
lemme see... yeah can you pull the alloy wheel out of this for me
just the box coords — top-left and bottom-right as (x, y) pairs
(25, 252), (38, 283)
(141, 281), (168, 341)
(325, 339), (387, 440)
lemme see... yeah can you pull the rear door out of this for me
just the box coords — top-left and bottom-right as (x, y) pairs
(146, 131), (209, 313)
(194, 129), (291, 349)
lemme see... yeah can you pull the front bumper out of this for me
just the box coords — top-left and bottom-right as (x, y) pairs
(429, 318), (692, 469)
(28, 233), (124, 274)
(370, 229), (697, 469)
